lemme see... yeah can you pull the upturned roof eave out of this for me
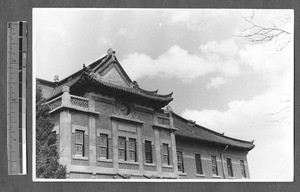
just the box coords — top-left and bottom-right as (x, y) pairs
(172, 112), (255, 150)
(175, 133), (255, 151)
(78, 72), (173, 102)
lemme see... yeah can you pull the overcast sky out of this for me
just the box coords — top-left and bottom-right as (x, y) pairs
(33, 8), (293, 181)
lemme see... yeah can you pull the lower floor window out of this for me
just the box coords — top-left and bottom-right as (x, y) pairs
(144, 140), (153, 163)
(118, 137), (126, 160)
(211, 156), (218, 176)
(99, 134), (108, 159)
(162, 143), (170, 165)
(227, 158), (234, 177)
(128, 138), (136, 161)
(75, 130), (84, 156)
(177, 151), (184, 172)
(118, 136), (137, 162)
(240, 160), (246, 178)
(195, 154), (203, 175)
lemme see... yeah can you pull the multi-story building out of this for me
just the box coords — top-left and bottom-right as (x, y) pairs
(37, 49), (254, 179)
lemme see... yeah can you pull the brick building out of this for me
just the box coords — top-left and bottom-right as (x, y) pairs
(37, 49), (254, 179)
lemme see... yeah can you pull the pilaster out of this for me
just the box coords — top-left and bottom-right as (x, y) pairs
(154, 128), (162, 174)
(170, 131), (178, 176)
(137, 124), (143, 173)
(111, 120), (119, 173)
(87, 95), (96, 166)
(59, 110), (72, 170)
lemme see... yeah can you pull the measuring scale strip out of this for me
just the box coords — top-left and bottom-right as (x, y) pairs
(7, 21), (27, 175)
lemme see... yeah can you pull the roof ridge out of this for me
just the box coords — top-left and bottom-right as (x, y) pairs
(36, 78), (55, 86)
(136, 87), (173, 98)
(171, 111), (254, 144)
(49, 54), (109, 87)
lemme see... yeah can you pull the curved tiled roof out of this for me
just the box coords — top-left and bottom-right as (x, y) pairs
(85, 72), (173, 101)
(38, 53), (173, 108)
(172, 112), (255, 150)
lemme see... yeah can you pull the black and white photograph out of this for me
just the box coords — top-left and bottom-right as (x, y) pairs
(33, 8), (293, 181)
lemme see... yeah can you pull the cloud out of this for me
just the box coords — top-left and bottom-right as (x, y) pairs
(200, 39), (239, 57)
(239, 40), (294, 95)
(206, 76), (226, 89)
(168, 9), (230, 31)
(121, 40), (242, 82)
(121, 45), (215, 82)
(181, 38), (293, 180)
(182, 87), (293, 181)
(239, 43), (291, 74)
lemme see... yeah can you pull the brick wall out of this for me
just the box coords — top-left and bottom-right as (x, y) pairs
(138, 110), (154, 137)
(176, 140), (250, 179)
(119, 163), (139, 170)
(71, 111), (88, 127)
(96, 114), (111, 130)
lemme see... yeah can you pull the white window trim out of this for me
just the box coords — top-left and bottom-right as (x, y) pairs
(73, 155), (88, 161)
(142, 136), (154, 143)
(98, 158), (113, 162)
(97, 129), (112, 138)
(72, 124), (88, 135)
(196, 173), (206, 178)
(160, 139), (171, 146)
(144, 162), (156, 167)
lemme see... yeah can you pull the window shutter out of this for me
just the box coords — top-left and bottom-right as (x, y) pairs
(177, 151), (184, 172)
(240, 160), (246, 178)
(161, 144), (170, 165)
(134, 140), (137, 162)
(144, 141), (153, 163)
(168, 146), (172, 165)
(152, 144), (156, 164)
(161, 145), (164, 164)
(118, 137), (126, 161)
(142, 142), (145, 162)
(108, 138), (112, 159)
(126, 140), (130, 161)
(84, 134), (88, 157)
(195, 154), (203, 175)
(211, 156), (218, 176)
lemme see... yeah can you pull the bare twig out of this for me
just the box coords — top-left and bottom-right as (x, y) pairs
(238, 11), (291, 50)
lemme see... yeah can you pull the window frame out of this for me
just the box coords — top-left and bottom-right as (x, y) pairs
(99, 133), (109, 159)
(226, 158), (234, 177)
(75, 130), (84, 156)
(162, 143), (170, 165)
(240, 160), (247, 178)
(177, 151), (184, 173)
(118, 136), (126, 161)
(211, 156), (218, 176)
(128, 138), (136, 162)
(195, 153), (203, 175)
(144, 140), (153, 164)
